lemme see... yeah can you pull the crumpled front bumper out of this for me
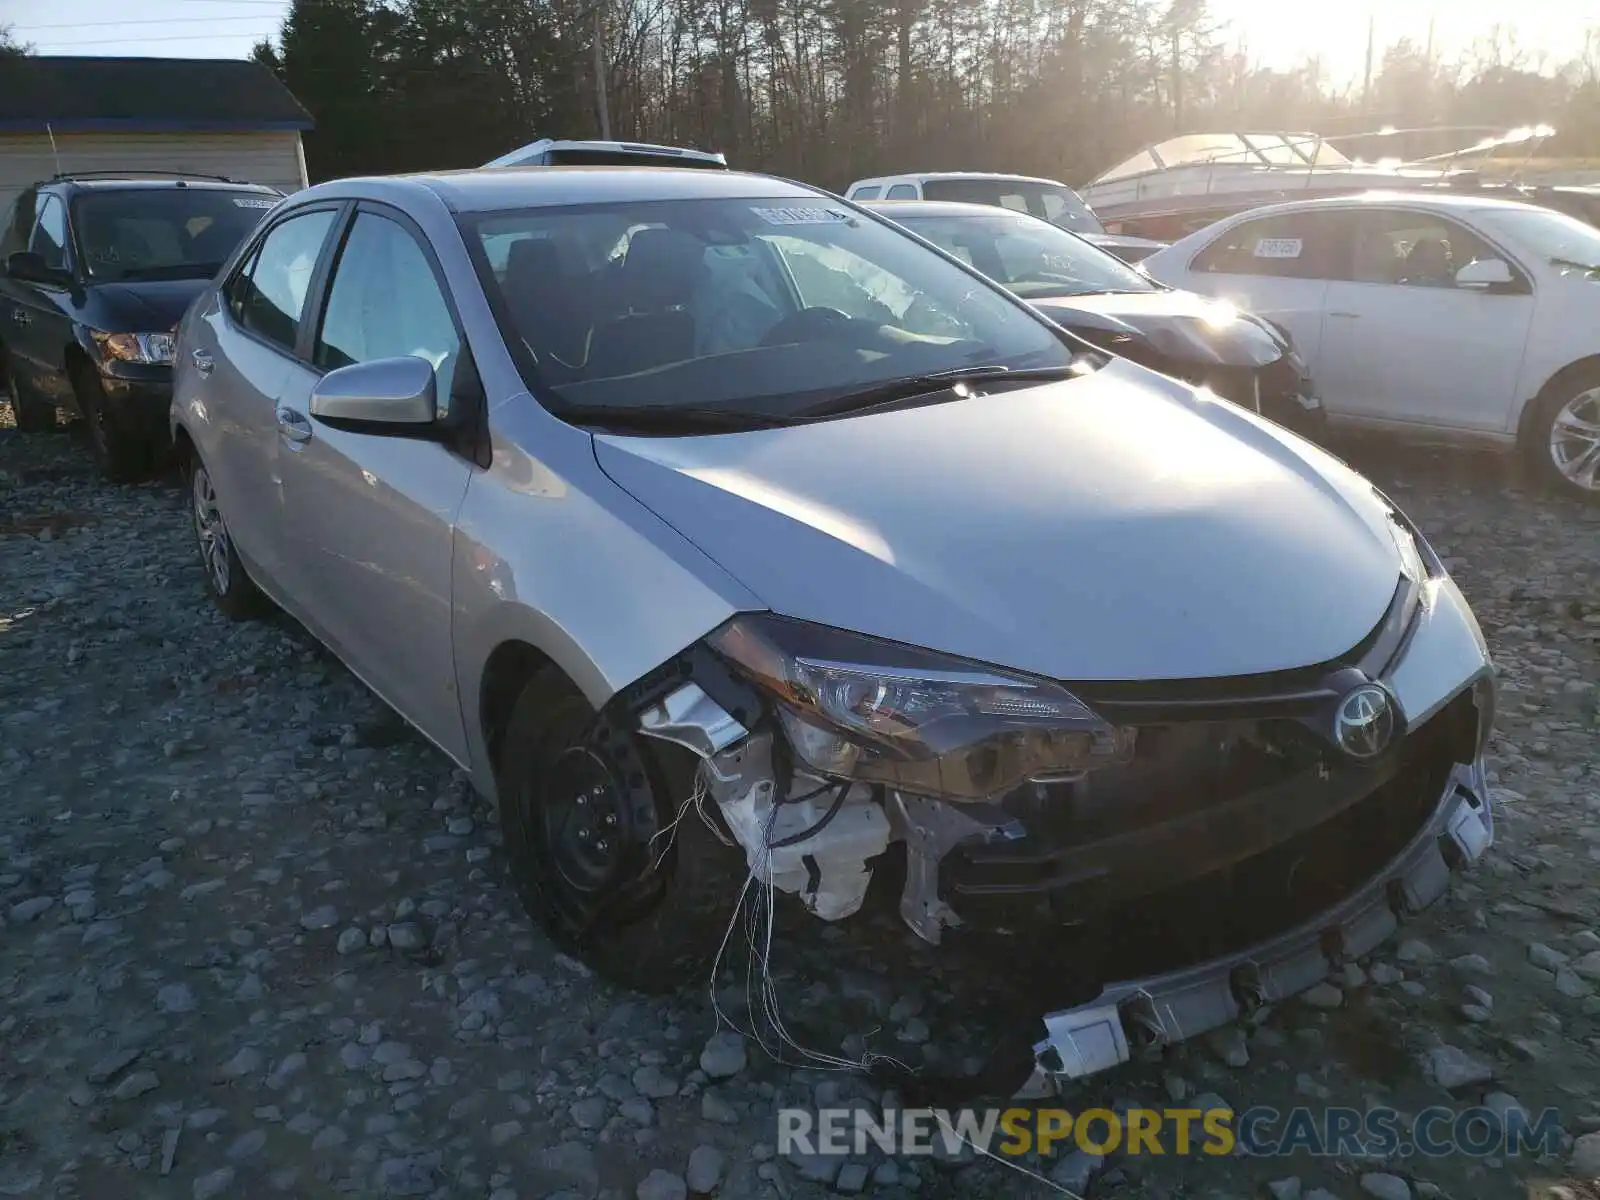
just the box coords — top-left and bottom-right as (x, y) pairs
(1022, 573), (1496, 1094)
(1022, 758), (1490, 1093)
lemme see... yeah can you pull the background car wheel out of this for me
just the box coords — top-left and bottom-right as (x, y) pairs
(4, 358), (58, 433)
(497, 666), (739, 993)
(190, 456), (269, 621)
(1528, 368), (1600, 503)
(70, 363), (149, 482)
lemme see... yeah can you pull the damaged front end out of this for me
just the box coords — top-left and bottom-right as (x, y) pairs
(608, 538), (1497, 1094)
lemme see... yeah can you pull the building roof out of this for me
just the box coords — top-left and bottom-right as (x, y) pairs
(0, 56), (313, 134)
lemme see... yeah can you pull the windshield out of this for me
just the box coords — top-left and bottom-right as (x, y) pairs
(1475, 206), (1600, 272)
(920, 179), (1107, 235)
(466, 196), (1074, 420)
(73, 188), (277, 282)
(890, 209), (1157, 298)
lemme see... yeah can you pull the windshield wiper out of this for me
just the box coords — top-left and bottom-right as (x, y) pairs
(790, 363), (1087, 421)
(555, 403), (791, 434)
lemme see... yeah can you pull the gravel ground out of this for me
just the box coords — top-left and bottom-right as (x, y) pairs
(2, 418), (1598, 1200)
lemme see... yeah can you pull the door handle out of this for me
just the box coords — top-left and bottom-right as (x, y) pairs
(11, 308), (29, 327)
(1328, 311), (1360, 319)
(276, 406), (312, 443)
(191, 349), (214, 375)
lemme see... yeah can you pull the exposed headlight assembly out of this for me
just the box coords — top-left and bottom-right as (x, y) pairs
(708, 614), (1134, 802)
(92, 330), (176, 365)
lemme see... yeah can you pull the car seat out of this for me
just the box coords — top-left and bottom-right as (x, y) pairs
(586, 228), (705, 377)
(504, 238), (591, 372)
(1401, 237), (1453, 286)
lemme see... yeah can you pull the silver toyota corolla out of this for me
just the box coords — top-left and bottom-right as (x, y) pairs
(171, 166), (1497, 1094)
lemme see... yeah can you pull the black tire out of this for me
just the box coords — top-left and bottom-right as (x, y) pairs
(497, 666), (739, 992)
(1525, 366), (1600, 503)
(188, 453), (270, 621)
(71, 364), (149, 482)
(3, 356), (57, 433)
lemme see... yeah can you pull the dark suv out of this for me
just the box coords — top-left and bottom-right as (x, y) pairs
(0, 174), (282, 479)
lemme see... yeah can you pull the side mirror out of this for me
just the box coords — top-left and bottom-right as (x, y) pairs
(6, 250), (70, 286)
(1455, 257), (1514, 289)
(309, 356), (438, 431)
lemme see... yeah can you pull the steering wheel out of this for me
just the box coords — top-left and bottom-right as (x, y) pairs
(759, 306), (855, 347)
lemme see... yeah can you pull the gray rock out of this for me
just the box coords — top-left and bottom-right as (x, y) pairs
(1301, 982), (1343, 1009)
(1423, 1045), (1494, 1090)
(227, 1129), (267, 1160)
(335, 927), (366, 955)
(1570, 950), (1600, 982)
(636, 1168), (688, 1200)
(298, 904), (338, 931)
(686, 1144), (724, 1193)
(386, 922), (425, 951)
(111, 1070), (160, 1100)
(1528, 942), (1570, 970)
(1267, 1179), (1303, 1200)
(9, 896), (54, 923)
(1571, 1131), (1600, 1176)
(220, 1047), (263, 1079)
(1556, 967), (1593, 997)
(86, 1046), (142, 1083)
(1368, 963), (1404, 985)
(632, 1065), (679, 1099)
(1208, 1025), (1250, 1067)
(1396, 938), (1437, 964)
(834, 1162), (870, 1193)
(1049, 1150), (1103, 1193)
(1449, 953), (1493, 976)
(1360, 1173), (1411, 1200)
(156, 982), (196, 1013)
(699, 1031), (747, 1079)
(570, 1096), (608, 1129)
(192, 1166), (235, 1199)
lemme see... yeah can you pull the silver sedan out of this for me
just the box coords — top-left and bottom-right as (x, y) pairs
(171, 165), (1496, 1094)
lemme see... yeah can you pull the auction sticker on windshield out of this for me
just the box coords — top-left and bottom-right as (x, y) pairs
(752, 206), (852, 225)
(233, 198), (277, 209)
(1253, 238), (1303, 259)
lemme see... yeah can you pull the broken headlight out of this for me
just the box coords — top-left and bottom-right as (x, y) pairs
(708, 614), (1133, 801)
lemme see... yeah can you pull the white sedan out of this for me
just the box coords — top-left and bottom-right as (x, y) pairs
(1140, 192), (1600, 500)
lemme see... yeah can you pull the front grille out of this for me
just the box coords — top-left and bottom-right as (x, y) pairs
(938, 688), (1478, 975)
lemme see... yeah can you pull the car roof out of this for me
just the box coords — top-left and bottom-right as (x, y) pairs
(1215, 189), (1561, 221)
(48, 178), (279, 195)
(862, 199), (1048, 220)
(294, 166), (824, 214)
(852, 172), (1069, 188)
(484, 138), (726, 167)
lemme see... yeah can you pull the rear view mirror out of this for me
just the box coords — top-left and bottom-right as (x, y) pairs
(309, 356), (438, 430)
(1455, 258), (1514, 289)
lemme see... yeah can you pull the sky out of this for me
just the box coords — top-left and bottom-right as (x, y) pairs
(8, 0), (1594, 92)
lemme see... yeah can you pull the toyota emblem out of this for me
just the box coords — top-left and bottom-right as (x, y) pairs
(1334, 684), (1395, 759)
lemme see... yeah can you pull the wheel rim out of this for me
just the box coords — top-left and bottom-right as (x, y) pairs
(1549, 386), (1600, 492)
(192, 466), (232, 594)
(541, 746), (628, 897)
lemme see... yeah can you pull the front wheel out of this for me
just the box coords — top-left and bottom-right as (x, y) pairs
(497, 667), (739, 993)
(190, 457), (269, 621)
(72, 366), (149, 482)
(1527, 369), (1600, 503)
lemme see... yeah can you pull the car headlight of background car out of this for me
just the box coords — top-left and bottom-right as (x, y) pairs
(91, 330), (176, 366)
(708, 613), (1135, 802)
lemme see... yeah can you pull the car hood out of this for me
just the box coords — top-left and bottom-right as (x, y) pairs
(592, 359), (1403, 682)
(91, 279), (211, 333)
(1031, 289), (1285, 369)
(1083, 232), (1168, 262)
